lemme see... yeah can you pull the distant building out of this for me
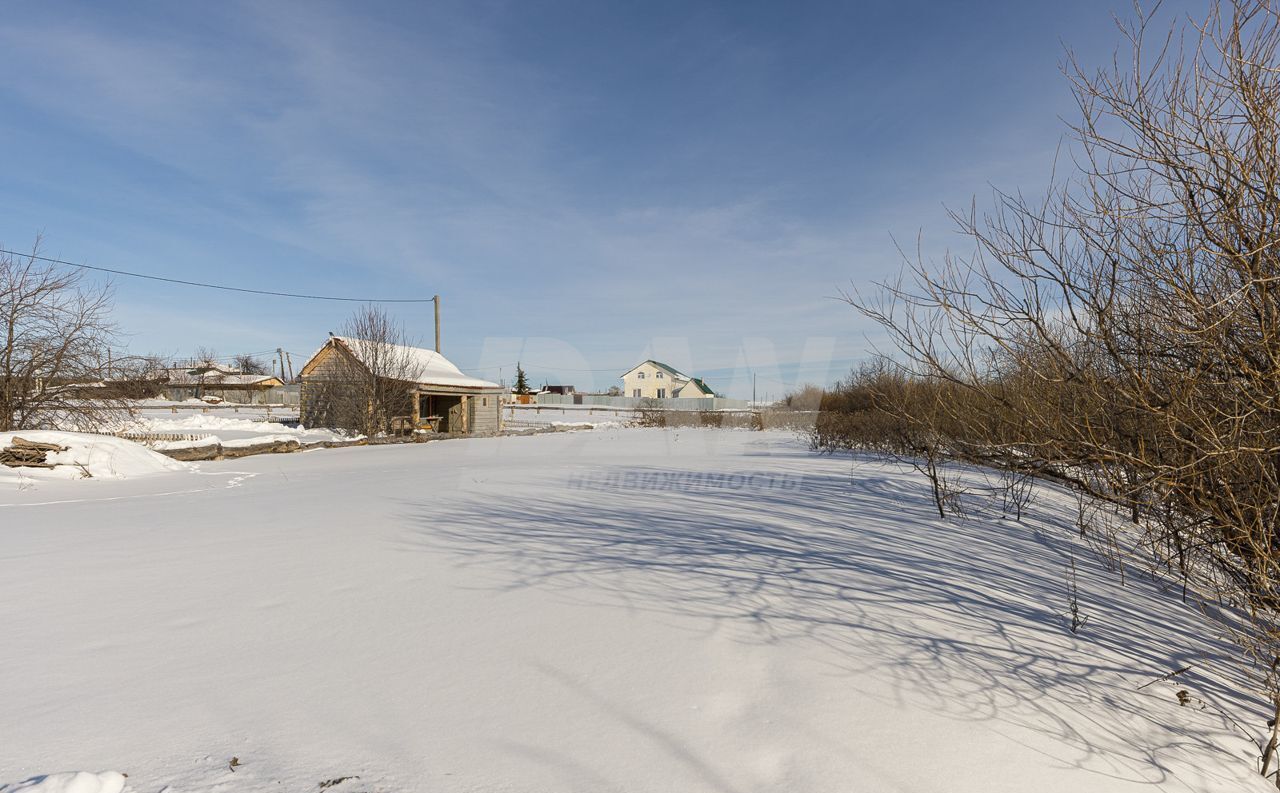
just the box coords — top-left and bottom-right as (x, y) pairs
(543, 385), (575, 395)
(620, 360), (716, 399)
(160, 365), (285, 403)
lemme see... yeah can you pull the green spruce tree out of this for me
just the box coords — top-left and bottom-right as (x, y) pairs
(513, 363), (530, 395)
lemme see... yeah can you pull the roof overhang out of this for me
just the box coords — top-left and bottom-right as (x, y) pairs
(413, 384), (505, 396)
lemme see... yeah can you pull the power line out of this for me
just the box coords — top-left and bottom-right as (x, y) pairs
(0, 248), (436, 303)
(173, 350), (281, 363)
(469, 362), (630, 373)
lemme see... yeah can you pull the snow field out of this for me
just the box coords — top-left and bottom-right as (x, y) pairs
(0, 427), (1271, 792)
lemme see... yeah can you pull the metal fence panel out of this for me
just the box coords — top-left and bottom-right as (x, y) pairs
(528, 393), (748, 410)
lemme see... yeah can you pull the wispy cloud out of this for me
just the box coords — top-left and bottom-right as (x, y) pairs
(0, 0), (1190, 396)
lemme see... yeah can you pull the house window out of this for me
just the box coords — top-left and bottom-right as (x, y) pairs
(632, 389), (641, 397)
(482, 397), (487, 406)
(657, 388), (666, 398)
(656, 372), (663, 379)
(637, 372), (645, 379)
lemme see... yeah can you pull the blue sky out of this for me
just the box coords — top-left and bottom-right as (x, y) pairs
(0, 0), (1201, 398)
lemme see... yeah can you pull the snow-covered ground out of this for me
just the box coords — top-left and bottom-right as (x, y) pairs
(0, 427), (1271, 791)
(2, 771), (126, 793)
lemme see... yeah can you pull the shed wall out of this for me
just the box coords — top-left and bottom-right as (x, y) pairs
(468, 393), (502, 434)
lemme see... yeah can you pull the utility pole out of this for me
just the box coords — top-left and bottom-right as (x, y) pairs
(277, 348), (287, 381)
(753, 373), (757, 406)
(433, 295), (442, 353)
(284, 351), (294, 383)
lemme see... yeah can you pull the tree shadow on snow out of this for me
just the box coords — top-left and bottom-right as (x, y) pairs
(395, 455), (1265, 788)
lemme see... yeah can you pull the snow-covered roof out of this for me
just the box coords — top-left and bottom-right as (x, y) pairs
(329, 336), (501, 391)
(165, 363), (239, 377)
(215, 374), (283, 387)
(163, 369), (282, 387)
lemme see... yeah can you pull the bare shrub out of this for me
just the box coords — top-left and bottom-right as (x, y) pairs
(634, 398), (666, 427)
(698, 410), (723, 428)
(1064, 552), (1089, 634)
(999, 469), (1035, 522)
(780, 384), (825, 411)
(809, 362), (972, 518)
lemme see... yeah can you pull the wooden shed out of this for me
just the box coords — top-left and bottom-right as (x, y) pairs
(299, 336), (504, 434)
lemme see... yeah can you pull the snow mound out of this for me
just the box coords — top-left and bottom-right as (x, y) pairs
(550, 420), (624, 431)
(2, 771), (126, 793)
(124, 412), (348, 448)
(221, 433), (303, 448)
(0, 432), (189, 481)
(135, 414), (295, 433)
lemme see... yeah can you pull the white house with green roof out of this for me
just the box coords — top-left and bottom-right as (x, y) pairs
(620, 360), (716, 400)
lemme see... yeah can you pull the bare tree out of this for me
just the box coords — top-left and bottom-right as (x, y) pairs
(0, 240), (121, 431)
(302, 306), (424, 436)
(843, 1), (1280, 780)
(190, 347), (220, 370)
(182, 346), (224, 400)
(232, 354), (269, 375)
(102, 352), (168, 400)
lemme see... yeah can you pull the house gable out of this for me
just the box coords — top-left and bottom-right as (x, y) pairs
(676, 377), (715, 398)
(298, 339), (366, 379)
(620, 359), (688, 381)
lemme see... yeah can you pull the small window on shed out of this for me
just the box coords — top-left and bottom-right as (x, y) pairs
(482, 397), (487, 406)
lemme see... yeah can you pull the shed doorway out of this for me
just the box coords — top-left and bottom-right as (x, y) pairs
(415, 393), (467, 433)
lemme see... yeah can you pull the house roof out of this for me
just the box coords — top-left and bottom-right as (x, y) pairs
(620, 359), (689, 380)
(218, 374), (284, 387)
(314, 336), (501, 391)
(163, 369), (283, 388)
(189, 363), (240, 376)
(681, 377), (715, 396)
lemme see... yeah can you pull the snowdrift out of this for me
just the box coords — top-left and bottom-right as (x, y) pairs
(0, 431), (189, 482)
(125, 410), (349, 448)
